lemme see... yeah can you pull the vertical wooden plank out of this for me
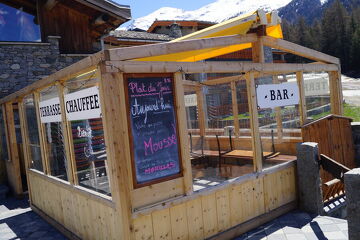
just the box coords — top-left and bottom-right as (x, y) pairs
(133, 215), (154, 240)
(152, 208), (172, 240)
(216, 189), (231, 232)
(174, 72), (193, 195)
(272, 75), (283, 140)
(186, 198), (204, 240)
(33, 92), (49, 174)
(1, 104), (11, 162)
(196, 88), (206, 137)
(229, 184), (243, 226)
(296, 71), (307, 126)
(329, 71), (343, 115)
(98, 68), (133, 239)
(57, 83), (76, 184)
(4, 102), (23, 195)
(170, 204), (189, 240)
(231, 81), (240, 138)
(253, 178), (265, 217)
(201, 193), (218, 238)
(246, 72), (262, 172)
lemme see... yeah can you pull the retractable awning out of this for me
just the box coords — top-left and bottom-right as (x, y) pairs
(135, 10), (283, 62)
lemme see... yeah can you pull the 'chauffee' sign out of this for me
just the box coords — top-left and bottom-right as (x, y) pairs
(256, 82), (300, 109)
(64, 86), (102, 121)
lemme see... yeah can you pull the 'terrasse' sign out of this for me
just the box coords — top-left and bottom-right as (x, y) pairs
(256, 82), (300, 109)
(39, 86), (102, 123)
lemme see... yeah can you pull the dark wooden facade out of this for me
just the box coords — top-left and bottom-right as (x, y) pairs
(3, 0), (131, 54)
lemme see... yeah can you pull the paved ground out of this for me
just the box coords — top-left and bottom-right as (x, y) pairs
(0, 196), (67, 240)
(0, 195), (349, 240)
(234, 210), (348, 240)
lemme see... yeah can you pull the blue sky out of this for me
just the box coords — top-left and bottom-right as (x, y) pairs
(115, 0), (215, 26)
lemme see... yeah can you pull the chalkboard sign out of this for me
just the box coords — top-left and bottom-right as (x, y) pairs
(125, 74), (182, 187)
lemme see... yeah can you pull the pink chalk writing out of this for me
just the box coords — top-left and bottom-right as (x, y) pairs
(144, 132), (177, 156)
(144, 162), (176, 174)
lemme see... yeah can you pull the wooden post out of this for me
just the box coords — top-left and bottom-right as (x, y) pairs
(272, 76), (283, 140)
(4, 102), (23, 195)
(246, 72), (262, 172)
(329, 71), (343, 115)
(251, 37), (264, 63)
(57, 84), (76, 184)
(296, 71), (307, 126)
(174, 72), (193, 195)
(98, 68), (134, 239)
(34, 92), (49, 174)
(18, 99), (32, 203)
(251, 36), (264, 172)
(231, 81), (240, 138)
(196, 88), (206, 137)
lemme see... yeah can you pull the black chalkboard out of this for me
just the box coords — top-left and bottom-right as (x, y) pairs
(126, 74), (181, 186)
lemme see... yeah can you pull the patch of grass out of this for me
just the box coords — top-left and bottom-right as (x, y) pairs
(310, 111), (331, 120)
(309, 104), (360, 121)
(344, 103), (360, 122)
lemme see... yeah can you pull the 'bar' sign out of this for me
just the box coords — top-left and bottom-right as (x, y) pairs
(256, 82), (300, 109)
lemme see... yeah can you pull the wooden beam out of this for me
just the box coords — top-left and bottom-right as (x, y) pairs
(246, 72), (262, 172)
(296, 72), (307, 126)
(263, 36), (340, 64)
(174, 73), (193, 195)
(98, 69), (133, 239)
(104, 61), (339, 74)
(329, 71), (343, 115)
(105, 34), (258, 61)
(231, 81), (240, 138)
(196, 89), (206, 137)
(252, 37), (265, 63)
(0, 51), (104, 105)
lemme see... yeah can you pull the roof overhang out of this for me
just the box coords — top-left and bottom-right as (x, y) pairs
(75, 0), (131, 21)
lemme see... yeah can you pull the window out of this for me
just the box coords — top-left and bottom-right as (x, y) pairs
(187, 73), (254, 191)
(39, 85), (68, 181)
(64, 70), (111, 195)
(0, 2), (41, 42)
(23, 94), (43, 171)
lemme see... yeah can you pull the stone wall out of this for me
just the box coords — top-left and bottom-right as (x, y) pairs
(0, 36), (88, 98)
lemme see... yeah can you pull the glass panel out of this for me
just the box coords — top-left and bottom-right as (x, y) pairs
(0, 2), (41, 42)
(64, 70), (111, 196)
(187, 73), (254, 191)
(39, 85), (68, 181)
(24, 94), (43, 171)
(304, 72), (331, 121)
(257, 74), (300, 170)
(0, 109), (9, 161)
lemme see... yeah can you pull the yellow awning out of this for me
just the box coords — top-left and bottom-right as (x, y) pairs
(135, 10), (283, 62)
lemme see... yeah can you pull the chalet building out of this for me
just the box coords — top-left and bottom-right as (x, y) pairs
(0, 0), (131, 98)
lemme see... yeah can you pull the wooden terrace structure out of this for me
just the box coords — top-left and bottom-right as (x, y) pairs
(0, 10), (343, 240)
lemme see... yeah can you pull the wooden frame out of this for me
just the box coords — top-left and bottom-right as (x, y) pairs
(0, 32), (344, 239)
(123, 73), (184, 189)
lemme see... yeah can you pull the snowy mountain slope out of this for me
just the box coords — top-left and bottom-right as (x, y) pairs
(127, 0), (292, 30)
